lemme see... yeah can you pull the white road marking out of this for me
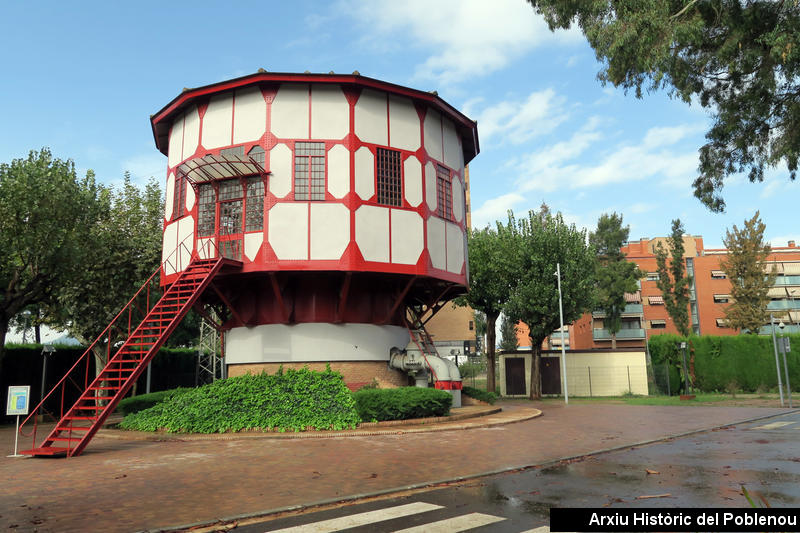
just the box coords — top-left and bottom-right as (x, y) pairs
(752, 421), (795, 430)
(267, 502), (443, 532)
(519, 527), (551, 533)
(392, 512), (506, 532)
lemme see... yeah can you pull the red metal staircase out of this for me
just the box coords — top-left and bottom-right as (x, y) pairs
(18, 255), (240, 457)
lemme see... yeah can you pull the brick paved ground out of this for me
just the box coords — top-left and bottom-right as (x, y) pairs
(0, 402), (791, 532)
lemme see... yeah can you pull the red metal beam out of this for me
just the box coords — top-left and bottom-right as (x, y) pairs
(380, 276), (416, 324)
(269, 272), (290, 323)
(209, 283), (246, 327)
(335, 272), (352, 324)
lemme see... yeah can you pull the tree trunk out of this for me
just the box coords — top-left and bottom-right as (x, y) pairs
(529, 343), (542, 399)
(611, 332), (617, 350)
(34, 323), (41, 344)
(485, 312), (498, 393)
(0, 319), (7, 388)
(92, 344), (110, 406)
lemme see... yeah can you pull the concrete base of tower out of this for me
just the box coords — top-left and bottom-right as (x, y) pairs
(224, 323), (412, 389)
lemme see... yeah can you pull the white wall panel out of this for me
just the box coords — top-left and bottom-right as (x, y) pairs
(391, 209), (423, 265)
(244, 232), (263, 262)
(269, 143), (292, 198)
(354, 89), (387, 145)
(164, 172), (175, 220)
(355, 205), (389, 262)
(327, 144), (350, 199)
(271, 84), (309, 139)
(452, 178), (463, 223)
(423, 108), (443, 162)
(167, 117), (183, 168)
(202, 93), (233, 149)
(161, 220), (178, 275)
(177, 216), (195, 272)
(354, 146), (374, 200)
(185, 183), (196, 212)
(442, 118), (461, 171)
(197, 237), (214, 260)
(389, 95), (420, 152)
(182, 106), (200, 161)
(446, 221), (464, 274)
(233, 87), (266, 144)
(268, 203), (308, 260)
(425, 162), (438, 211)
(311, 203), (350, 260)
(403, 155), (422, 207)
(311, 85), (349, 140)
(427, 216), (446, 270)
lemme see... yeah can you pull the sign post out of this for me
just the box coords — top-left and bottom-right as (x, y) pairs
(6, 385), (30, 458)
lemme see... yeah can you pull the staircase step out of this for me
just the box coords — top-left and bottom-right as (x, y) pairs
(20, 447), (69, 457)
(56, 426), (91, 432)
(65, 416), (98, 421)
(50, 436), (84, 442)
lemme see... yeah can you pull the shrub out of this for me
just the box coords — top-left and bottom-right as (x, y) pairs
(117, 388), (188, 415)
(352, 387), (452, 422)
(119, 367), (360, 433)
(458, 360), (486, 379)
(462, 386), (497, 404)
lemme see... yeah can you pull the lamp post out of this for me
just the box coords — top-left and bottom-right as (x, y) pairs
(778, 321), (793, 408)
(40, 345), (55, 403)
(771, 313), (785, 407)
(679, 341), (691, 395)
(555, 263), (568, 405)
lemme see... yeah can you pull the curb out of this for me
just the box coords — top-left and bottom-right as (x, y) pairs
(142, 407), (800, 533)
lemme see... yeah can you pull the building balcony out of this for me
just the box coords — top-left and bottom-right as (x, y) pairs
(774, 275), (800, 286)
(592, 303), (643, 318)
(767, 300), (800, 310)
(549, 331), (569, 340)
(758, 324), (800, 335)
(593, 328), (646, 340)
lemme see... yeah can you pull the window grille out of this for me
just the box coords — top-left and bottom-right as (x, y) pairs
(245, 177), (264, 232)
(218, 179), (243, 201)
(436, 164), (452, 220)
(248, 146), (265, 166)
(219, 200), (242, 235)
(220, 145), (245, 158)
(173, 176), (187, 219)
(376, 148), (402, 206)
(294, 142), (325, 201)
(646, 272), (660, 281)
(197, 183), (216, 237)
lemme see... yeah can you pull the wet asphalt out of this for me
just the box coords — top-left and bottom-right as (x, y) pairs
(243, 410), (800, 533)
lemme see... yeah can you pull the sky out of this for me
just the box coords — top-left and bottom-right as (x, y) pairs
(1, 0), (796, 257)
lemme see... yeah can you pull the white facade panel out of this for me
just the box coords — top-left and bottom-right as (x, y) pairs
(423, 108), (443, 162)
(244, 232), (263, 262)
(268, 203), (308, 260)
(355, 205), (389, 263)
(311, 84), (349, 140)
(389, 95), (420, 152)
(182, 106), (200, 162)
(425, 161), (438, 211)
(452, 178), (463, 222)
(442, 118), (462, 170)
(427, 216), (446, 270)
(161, 220), (178, 275)
(354, 89), (388, 145)
(327, 144), (350, 199)
(269, 143), (292, 198)
(271, 84), (309, 139)
(164, 172), (175, 220)
(226, 323), (410, 363)
(185, 183), (196, 212)
(197, 237), (214, 260)
(403, 155), (422, 207)
(445, 221), (464, 274)
(354, 146), (374, 200)
(233, 87), (266, 145)
(177, 215), (194, 273)
(391, 209), (423, 265)
(310, 203), (350, 260)
(202, 93), (234, 149)
(167, 117), (183, 168)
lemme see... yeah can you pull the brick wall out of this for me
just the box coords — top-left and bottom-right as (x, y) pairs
(227, 361), (409, 390)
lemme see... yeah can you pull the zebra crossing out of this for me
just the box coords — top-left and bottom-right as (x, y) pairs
(264, 501), (554, 533)
(750, 420), (800, 431)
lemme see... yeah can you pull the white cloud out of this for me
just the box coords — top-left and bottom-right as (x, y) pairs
(471, 192), (525, 229)
(341, 0), (581, 86)
(472, 89), (569, 145)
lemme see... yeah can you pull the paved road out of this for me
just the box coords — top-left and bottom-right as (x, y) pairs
(239, 411), (800, 533)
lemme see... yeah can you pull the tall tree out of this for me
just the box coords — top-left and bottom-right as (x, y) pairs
(589, 213), (642, 349)
(458, 220), (517, 392)
(721, 211), (777, 333)
(499, 313), (519, 352)
(655, 219), (692, 337)
(527, 1), (800, 212)
(0, 148), (98, 364)
(504, 209), (596, 399)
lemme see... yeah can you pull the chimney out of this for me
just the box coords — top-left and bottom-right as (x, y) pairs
(790, 240), (796, 248)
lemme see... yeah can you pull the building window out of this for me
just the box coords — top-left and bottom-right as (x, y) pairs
(650, 320), (666, 329)
(713, 294), (730, 303)
(294, 142), (325, 201)
(197, 183), (216, 237)
(711, 270), (727, 279)
(436, 164), (452, 219)
(646, 272), (660, 281)
(376, 148), (402, 206)
(220, 145), (245, 159)
(218, 180), (243, 236)
(248, 145), (265, 166)
(469, 320), (474, 331)
(173, 176), (187, 219)
(716, 318), (730, 327)
(245, 177), (264, 232)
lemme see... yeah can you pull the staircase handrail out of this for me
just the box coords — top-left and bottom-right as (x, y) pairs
(18, 233), (196, 442)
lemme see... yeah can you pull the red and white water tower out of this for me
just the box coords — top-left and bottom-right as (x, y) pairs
(150, 71), (479, 396)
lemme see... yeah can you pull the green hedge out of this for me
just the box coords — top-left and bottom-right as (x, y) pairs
(648, 333), (800, 393)
(119, 367), (360, 433)
(116, 388), (188, 415)
(462, 386), (497, 404)
(352, 387), (452, 422)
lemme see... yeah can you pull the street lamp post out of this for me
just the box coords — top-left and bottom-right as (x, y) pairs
(771, 313), (785, 407)
(40, 345), (56, 403)
(555, 263), (568, 405)
(778, 321), (793, 408)
(679, 341), (691, 395)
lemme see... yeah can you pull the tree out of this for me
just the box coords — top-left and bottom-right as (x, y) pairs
(721, 211), (777, 333)
(655, 219), (692, 337)
(0, 149), (98, 366)
(504, 209), (596, 399)
(527, 1), (800, 212)
(589, 213), (642, 349)
(459, 220), (518, 393)
(499, 313), (519, 352)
